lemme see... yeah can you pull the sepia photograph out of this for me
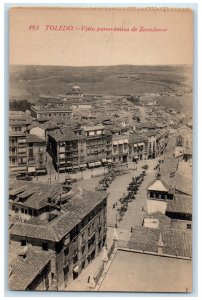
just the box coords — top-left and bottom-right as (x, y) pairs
(8, 7), (193, 292)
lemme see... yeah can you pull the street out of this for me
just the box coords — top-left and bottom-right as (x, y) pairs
(65, 158), (159, 291)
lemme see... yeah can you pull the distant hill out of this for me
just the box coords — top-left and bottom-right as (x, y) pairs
(9, 64), (192, 114)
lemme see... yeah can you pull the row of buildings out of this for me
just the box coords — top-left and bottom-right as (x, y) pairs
(9, 110), (169, 176)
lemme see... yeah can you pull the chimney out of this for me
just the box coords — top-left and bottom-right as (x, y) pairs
(157, 233), (164, 255)
(18, 245), (28, 260)
(156, 173), (161, 180)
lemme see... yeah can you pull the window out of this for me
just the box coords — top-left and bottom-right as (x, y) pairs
(64, 247), (69, 256)
(64, 265), (69, 281)
(21, 208), (25, 213)
(82, 260), (85, 270)
(29, 149), (34, 157)
(82, 245), (85, 254)
(73, 254), (78, 264)
(187, 224), (192, 229)
(21, 240), (27, 246)
(88, 226), (91, 236)
(42, 242), (48, 251)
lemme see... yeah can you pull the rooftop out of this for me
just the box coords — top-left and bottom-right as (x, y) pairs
(99, 250), (192, 292)
(31, 104), (72, 112)
(147, 179), (170, 193)
(9, 180), (61, 209)
(129, 133), (147, 144)
(175, 174), (192, 196)
(81, 124), (105, 132)
(9, 183), (107, 242)
(49, 127), (82, 142)
(26, 134), (46, 144)
(166, 194), (192, 215)
(9, 248), (53, 290)
(129, 226), (192, 258)
(144, 211), (172, 228)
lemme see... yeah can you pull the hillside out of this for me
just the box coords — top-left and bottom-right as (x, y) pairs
(9, 64), (192, 114)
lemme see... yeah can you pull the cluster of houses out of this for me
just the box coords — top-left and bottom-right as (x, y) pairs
(9, 180), (108, 290)
(8, 84), (192, 292)
(9, 112), (169, 177)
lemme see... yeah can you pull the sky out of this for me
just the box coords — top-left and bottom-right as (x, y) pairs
(10, 7), (193, 66)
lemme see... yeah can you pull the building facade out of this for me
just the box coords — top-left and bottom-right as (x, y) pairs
(30, 104), (73, 121)
(26, 134), (47, 176)
(48, 128), (84, 172)
(9, 115), (32, 176)
(81, 125), (107, 165)
(128, 134), (148, 162)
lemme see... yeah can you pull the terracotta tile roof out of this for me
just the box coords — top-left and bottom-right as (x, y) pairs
(9, 185), (108, 242)
(9, 181), (61, 209)
(26, 134), (46, 144)
(147, 179), (169, 192)
(144, 211), (171, 228)
(49, 127), (80, 142)
(166, 195), (192, 215)
(129, 133), (147, 144)
(10, 210), (80, 242)
(175, 174), (192, 196)
(9, 248), (53, 290)
(63, 187), (108, 219)
(129, 226), (192, 258)
(27, 122), (46, 131)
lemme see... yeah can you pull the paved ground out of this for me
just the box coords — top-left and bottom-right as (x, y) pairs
(32, 165), (109, 184)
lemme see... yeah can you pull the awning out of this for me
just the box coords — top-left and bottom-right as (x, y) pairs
(140, 142), (144, 146)
(59, 167), (66, 171)
(94, 161), (101, 167)
(73, 166), (79, 169)
(123, 139), (128, 144)
(28, 166), (36, 173)
(134, 143), (137, 147)
(36, 169), (46, 174)
(79, 163), (87, 168)
(137, 143), (141, 146)
(59, 161), (65, 165)
(73, 265), (79, 273)
(59, 153), (65, 159)
(107, 159), (112, 163)
(135, 155), (139, 159)
(118, 140), (124, 144)
(10, 166), (27, 172)
(88, 162), (95, 168)
(112, 141), (118, 146)
(102, 158), (107, 163)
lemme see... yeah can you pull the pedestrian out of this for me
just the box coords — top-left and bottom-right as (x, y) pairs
(131, 226), (133, 233)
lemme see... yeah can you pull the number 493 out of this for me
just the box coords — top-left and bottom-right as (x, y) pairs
(28, 25), (39, 30)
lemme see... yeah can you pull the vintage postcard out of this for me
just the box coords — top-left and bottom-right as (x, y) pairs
(8, 7), (193, 292)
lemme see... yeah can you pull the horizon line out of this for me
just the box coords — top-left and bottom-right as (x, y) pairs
(10, 63), (192, 68)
